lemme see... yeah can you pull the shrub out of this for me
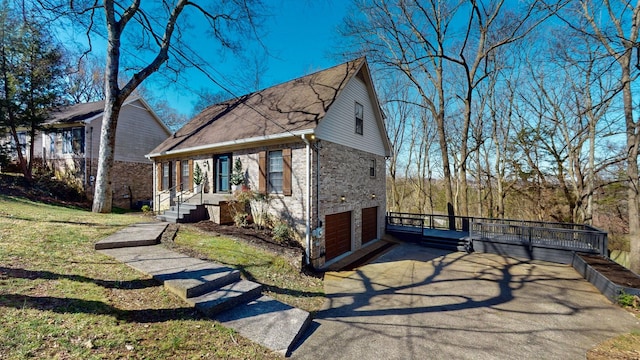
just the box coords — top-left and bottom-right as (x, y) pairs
(141, 204), (152, 214)
(230, 158), (244, 186)
(618, 291), (639, 308)
(250, 192), (270, 229)
(272, 222), (292, 244)
(234, 212), (249, 227)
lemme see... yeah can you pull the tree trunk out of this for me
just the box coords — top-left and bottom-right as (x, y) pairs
(623, 64), (640, 272)
(92, 98), (122, 213)
(9, 126), (31, 181)
(92, 4), (123, 213)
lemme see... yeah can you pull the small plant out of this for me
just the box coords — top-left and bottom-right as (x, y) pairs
(230, 158), (244, 186)
(250, 192), (270, 229)
(228, 188), (255, 228)
(141, 204), (152, 214)
(618, 291), (640, 308)
(233, 212), (249, 227)
(193, 163), (203, 187)
(271, 222), (292, 244)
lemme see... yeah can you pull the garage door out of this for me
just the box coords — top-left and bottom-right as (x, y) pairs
(325, 211), (352, 261)
(362, 206), (378, 244)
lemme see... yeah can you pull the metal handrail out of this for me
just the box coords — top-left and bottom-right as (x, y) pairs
(156, 183), (203, 214)
(385, 212), (608, 257)
(387, 211), (597, 232)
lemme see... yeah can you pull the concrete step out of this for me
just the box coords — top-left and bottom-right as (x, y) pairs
(215, 295), (312, 356)
(156, 262), (242, 300)
(157, 204), (208, 224)
(188, 280), (263, 317)
(170, 203), (198, 212)
(155, 214), (177, 223)
(98, 230), (310, 355)
(94, 222), (168, 250)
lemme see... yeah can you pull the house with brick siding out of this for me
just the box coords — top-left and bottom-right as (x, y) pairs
(147, 58), (391, 269)
(6, 97), (171, 209)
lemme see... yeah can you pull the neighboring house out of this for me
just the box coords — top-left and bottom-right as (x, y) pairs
(5, 97), (171, 209)
(147, 57), (392, 269)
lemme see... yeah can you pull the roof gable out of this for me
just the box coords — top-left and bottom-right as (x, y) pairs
(44, 98), (170, 135)
(149, 58), (369, 156)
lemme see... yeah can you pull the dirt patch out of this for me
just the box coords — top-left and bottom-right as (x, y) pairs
(0, 173), (89, 209)
(579, 253), (640, 288)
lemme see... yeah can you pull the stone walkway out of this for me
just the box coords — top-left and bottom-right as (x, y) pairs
(95, 222), (310, 356)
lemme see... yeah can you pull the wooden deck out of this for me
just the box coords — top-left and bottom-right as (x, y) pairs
(385, 212), (608, 263)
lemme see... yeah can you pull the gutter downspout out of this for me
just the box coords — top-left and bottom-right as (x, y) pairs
(301, 134), (311, 266)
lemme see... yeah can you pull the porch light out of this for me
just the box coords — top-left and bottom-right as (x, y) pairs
(371, 193), (376, 199)
(340, 195), (346, 202)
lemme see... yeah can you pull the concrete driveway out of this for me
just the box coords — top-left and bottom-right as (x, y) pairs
(291, 243), (640, 359)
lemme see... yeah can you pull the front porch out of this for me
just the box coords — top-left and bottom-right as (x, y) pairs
(156, 190), (239, 224)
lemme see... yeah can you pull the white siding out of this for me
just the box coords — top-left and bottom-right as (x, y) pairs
(315, 76), (387, 157)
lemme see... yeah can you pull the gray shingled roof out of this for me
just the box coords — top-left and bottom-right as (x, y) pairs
(149, 57), (367, 156)
(46, 101), (105, 125)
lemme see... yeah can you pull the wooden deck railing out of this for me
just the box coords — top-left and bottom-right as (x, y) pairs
(386, 212), (608, 257)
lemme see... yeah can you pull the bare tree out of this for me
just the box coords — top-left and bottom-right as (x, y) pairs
(560, 0), (640, 271)
(65, 55), (105, 104)
(38, 0), (263, 213)
(342, 0), (559, 221)
(447, 0), (556, 216)
(379, 75), (412, 212)
(342, 0), (457, 220)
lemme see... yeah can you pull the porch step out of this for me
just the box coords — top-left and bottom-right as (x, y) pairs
(188, 280), (263, 317)
(157, 203), (209, 223)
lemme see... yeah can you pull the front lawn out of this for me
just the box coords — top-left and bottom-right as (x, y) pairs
(0, 194), (322, 359)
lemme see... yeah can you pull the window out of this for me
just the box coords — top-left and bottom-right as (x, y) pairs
(48, 133), (56, 155)
(181, 160), (190, 190)
(62, 127), (84, 154)
(268, 150), (283, 193)
(162, 162), (170, 190)
(370, 159), (376, 177)
(355, 102), (364, 135)
(16, 132), (27, 155)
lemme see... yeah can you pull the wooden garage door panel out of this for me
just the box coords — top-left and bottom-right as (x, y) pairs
(325, 211), (351, 261)
(362, 207), (378, 244)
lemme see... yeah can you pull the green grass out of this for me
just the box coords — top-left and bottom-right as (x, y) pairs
(0, 194), (319, 359)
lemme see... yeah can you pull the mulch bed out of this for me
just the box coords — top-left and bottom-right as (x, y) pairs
(191, 221), (305, 267)
(579, 253), (640, 288)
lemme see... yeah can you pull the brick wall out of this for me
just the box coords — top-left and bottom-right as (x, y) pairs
(312, 140), (387, 268)
(238, 142), (307, 239)
(85, 159), (154, 209)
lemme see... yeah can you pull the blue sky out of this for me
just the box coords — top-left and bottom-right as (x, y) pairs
(153, 1), (352, 116)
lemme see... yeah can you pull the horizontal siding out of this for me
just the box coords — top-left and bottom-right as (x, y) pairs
(113, 100), (170, 163)
(315, 76), (387, 157)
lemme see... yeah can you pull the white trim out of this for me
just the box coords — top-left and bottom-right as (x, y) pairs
(301, 134), (311, 266)
(146, 129), (315, 159)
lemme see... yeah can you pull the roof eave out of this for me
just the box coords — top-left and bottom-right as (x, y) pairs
(146, 129), (315, 160)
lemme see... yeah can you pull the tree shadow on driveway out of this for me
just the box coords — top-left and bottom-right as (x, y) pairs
(291, 244), (640, 359)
